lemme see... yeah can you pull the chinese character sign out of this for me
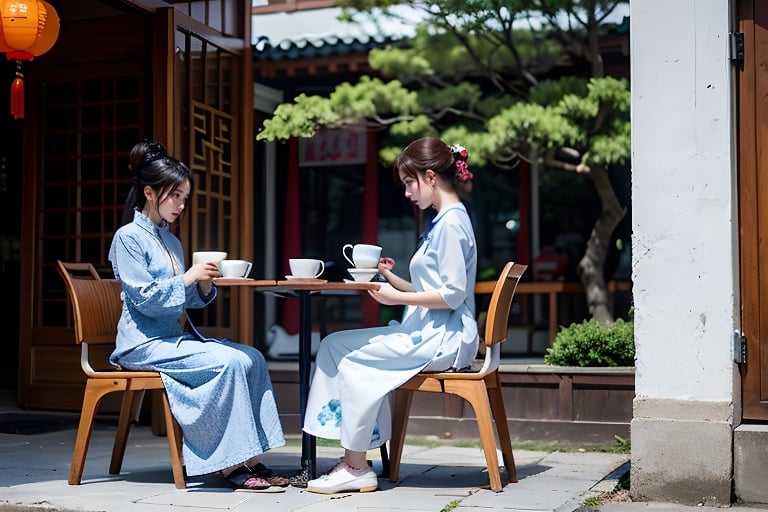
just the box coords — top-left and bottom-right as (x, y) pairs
(298, 129), (367, 167)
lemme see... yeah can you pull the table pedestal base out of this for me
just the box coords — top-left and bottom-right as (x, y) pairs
(288, 467), (311, 488)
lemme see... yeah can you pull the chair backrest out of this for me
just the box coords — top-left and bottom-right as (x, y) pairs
(483, 261), (527, 349)
(57, 260), (122, 346)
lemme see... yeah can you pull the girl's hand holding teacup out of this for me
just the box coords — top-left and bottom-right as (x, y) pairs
(185, 262), (220, 290)
(378, 257), (395, 272)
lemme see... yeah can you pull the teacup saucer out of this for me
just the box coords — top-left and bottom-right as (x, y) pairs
(285, 275), (321, 280)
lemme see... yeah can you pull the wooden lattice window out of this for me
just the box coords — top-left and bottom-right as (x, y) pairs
(36, 63), (146, 328)
(176, 28), (241, 333)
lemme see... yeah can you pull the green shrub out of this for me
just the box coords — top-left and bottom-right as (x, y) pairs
(543, 318), (635, 367)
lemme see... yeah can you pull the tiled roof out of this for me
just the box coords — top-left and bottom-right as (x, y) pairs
(253, 16), (629, 61)
(254, 34), (405, 61)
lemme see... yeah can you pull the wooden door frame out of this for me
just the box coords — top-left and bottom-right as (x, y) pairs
(738, 0), (768, 420)
(152, 7), (255, 343)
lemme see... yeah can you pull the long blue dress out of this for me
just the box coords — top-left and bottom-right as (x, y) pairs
(109, 210), (285, 476)
(303, 203), (477, 451)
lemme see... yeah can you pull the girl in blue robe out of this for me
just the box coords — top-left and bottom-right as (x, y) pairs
(303, 137), (478, 494)
(108, 141), (286, 491)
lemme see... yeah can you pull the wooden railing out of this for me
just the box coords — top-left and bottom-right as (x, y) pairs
(475, 280), (633, 345)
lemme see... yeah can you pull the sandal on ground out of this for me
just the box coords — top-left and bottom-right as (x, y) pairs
(224, 466), (286, 493)
(243, 461), (290, 487)
(263, 474), (290, 487)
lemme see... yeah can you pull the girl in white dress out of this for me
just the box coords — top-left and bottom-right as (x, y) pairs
(303, 136), (478, 494)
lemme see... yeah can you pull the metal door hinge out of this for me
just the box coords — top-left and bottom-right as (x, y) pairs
(734, 331), (747, 364)
(730, 32), (744, 71)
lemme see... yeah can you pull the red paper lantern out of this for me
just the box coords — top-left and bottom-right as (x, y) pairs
(0, 1), (60, 119)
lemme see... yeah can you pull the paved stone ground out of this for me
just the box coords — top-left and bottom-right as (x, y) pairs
(0, 507), (81, 512)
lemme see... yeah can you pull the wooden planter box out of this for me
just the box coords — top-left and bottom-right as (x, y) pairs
(269, 362), (635, 445)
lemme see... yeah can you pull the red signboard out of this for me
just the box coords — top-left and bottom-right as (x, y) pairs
(298, 129), (367, 166)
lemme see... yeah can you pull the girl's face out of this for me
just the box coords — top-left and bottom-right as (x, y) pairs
(399, 169), (435, 210)
(145, 180), (190, 225)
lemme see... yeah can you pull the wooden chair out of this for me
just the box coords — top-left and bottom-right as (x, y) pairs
(386, 261), (527, 492)
(56, 261), (185, 488)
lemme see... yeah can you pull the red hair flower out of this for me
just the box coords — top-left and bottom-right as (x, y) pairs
(456, 160), (473, 182)
(450, 144), (473, 182)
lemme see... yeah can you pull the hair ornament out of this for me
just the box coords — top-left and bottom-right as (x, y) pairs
(451, 144), (468, 160)
(450, 144), (473, 182)
(144, 140), (167, 165)
(133, 140), (168, 183)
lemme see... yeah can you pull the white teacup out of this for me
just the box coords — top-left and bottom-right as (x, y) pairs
(342, 243), (382, 269)
(219, 259), (252, 278)
(192, 251), (227, 266)
(289, 258), (325, 278)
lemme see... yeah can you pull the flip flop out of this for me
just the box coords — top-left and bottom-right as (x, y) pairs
(224, 466), (286, 493)
(244, 462), (290, 487)
(264, 474), (290, 487)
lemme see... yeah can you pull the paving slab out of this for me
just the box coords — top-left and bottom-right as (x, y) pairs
(3, 393), (766, 512)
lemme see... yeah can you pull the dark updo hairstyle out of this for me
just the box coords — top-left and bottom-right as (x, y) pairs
(393, 136), (472, 191)
(121, 140), (194, 226)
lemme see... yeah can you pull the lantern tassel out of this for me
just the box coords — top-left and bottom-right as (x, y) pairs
(10, 61), (24, 120)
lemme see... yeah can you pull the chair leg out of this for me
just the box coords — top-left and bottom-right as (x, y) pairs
(488, 373), (517, 483)
(69, 381), (117, 485)
(387, 388), (414, 482)
(151, 389), (167, 436)
(448, 381), (504, 492)
(161, 391), (186, 489)
(110, 389), (144, 475)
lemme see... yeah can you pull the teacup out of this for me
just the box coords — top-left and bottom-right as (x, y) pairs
(342, 243), (382, 269)
(219, 259), (252, 278)
(192, 251), (228, 267)
(289, 258), (325, 278)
